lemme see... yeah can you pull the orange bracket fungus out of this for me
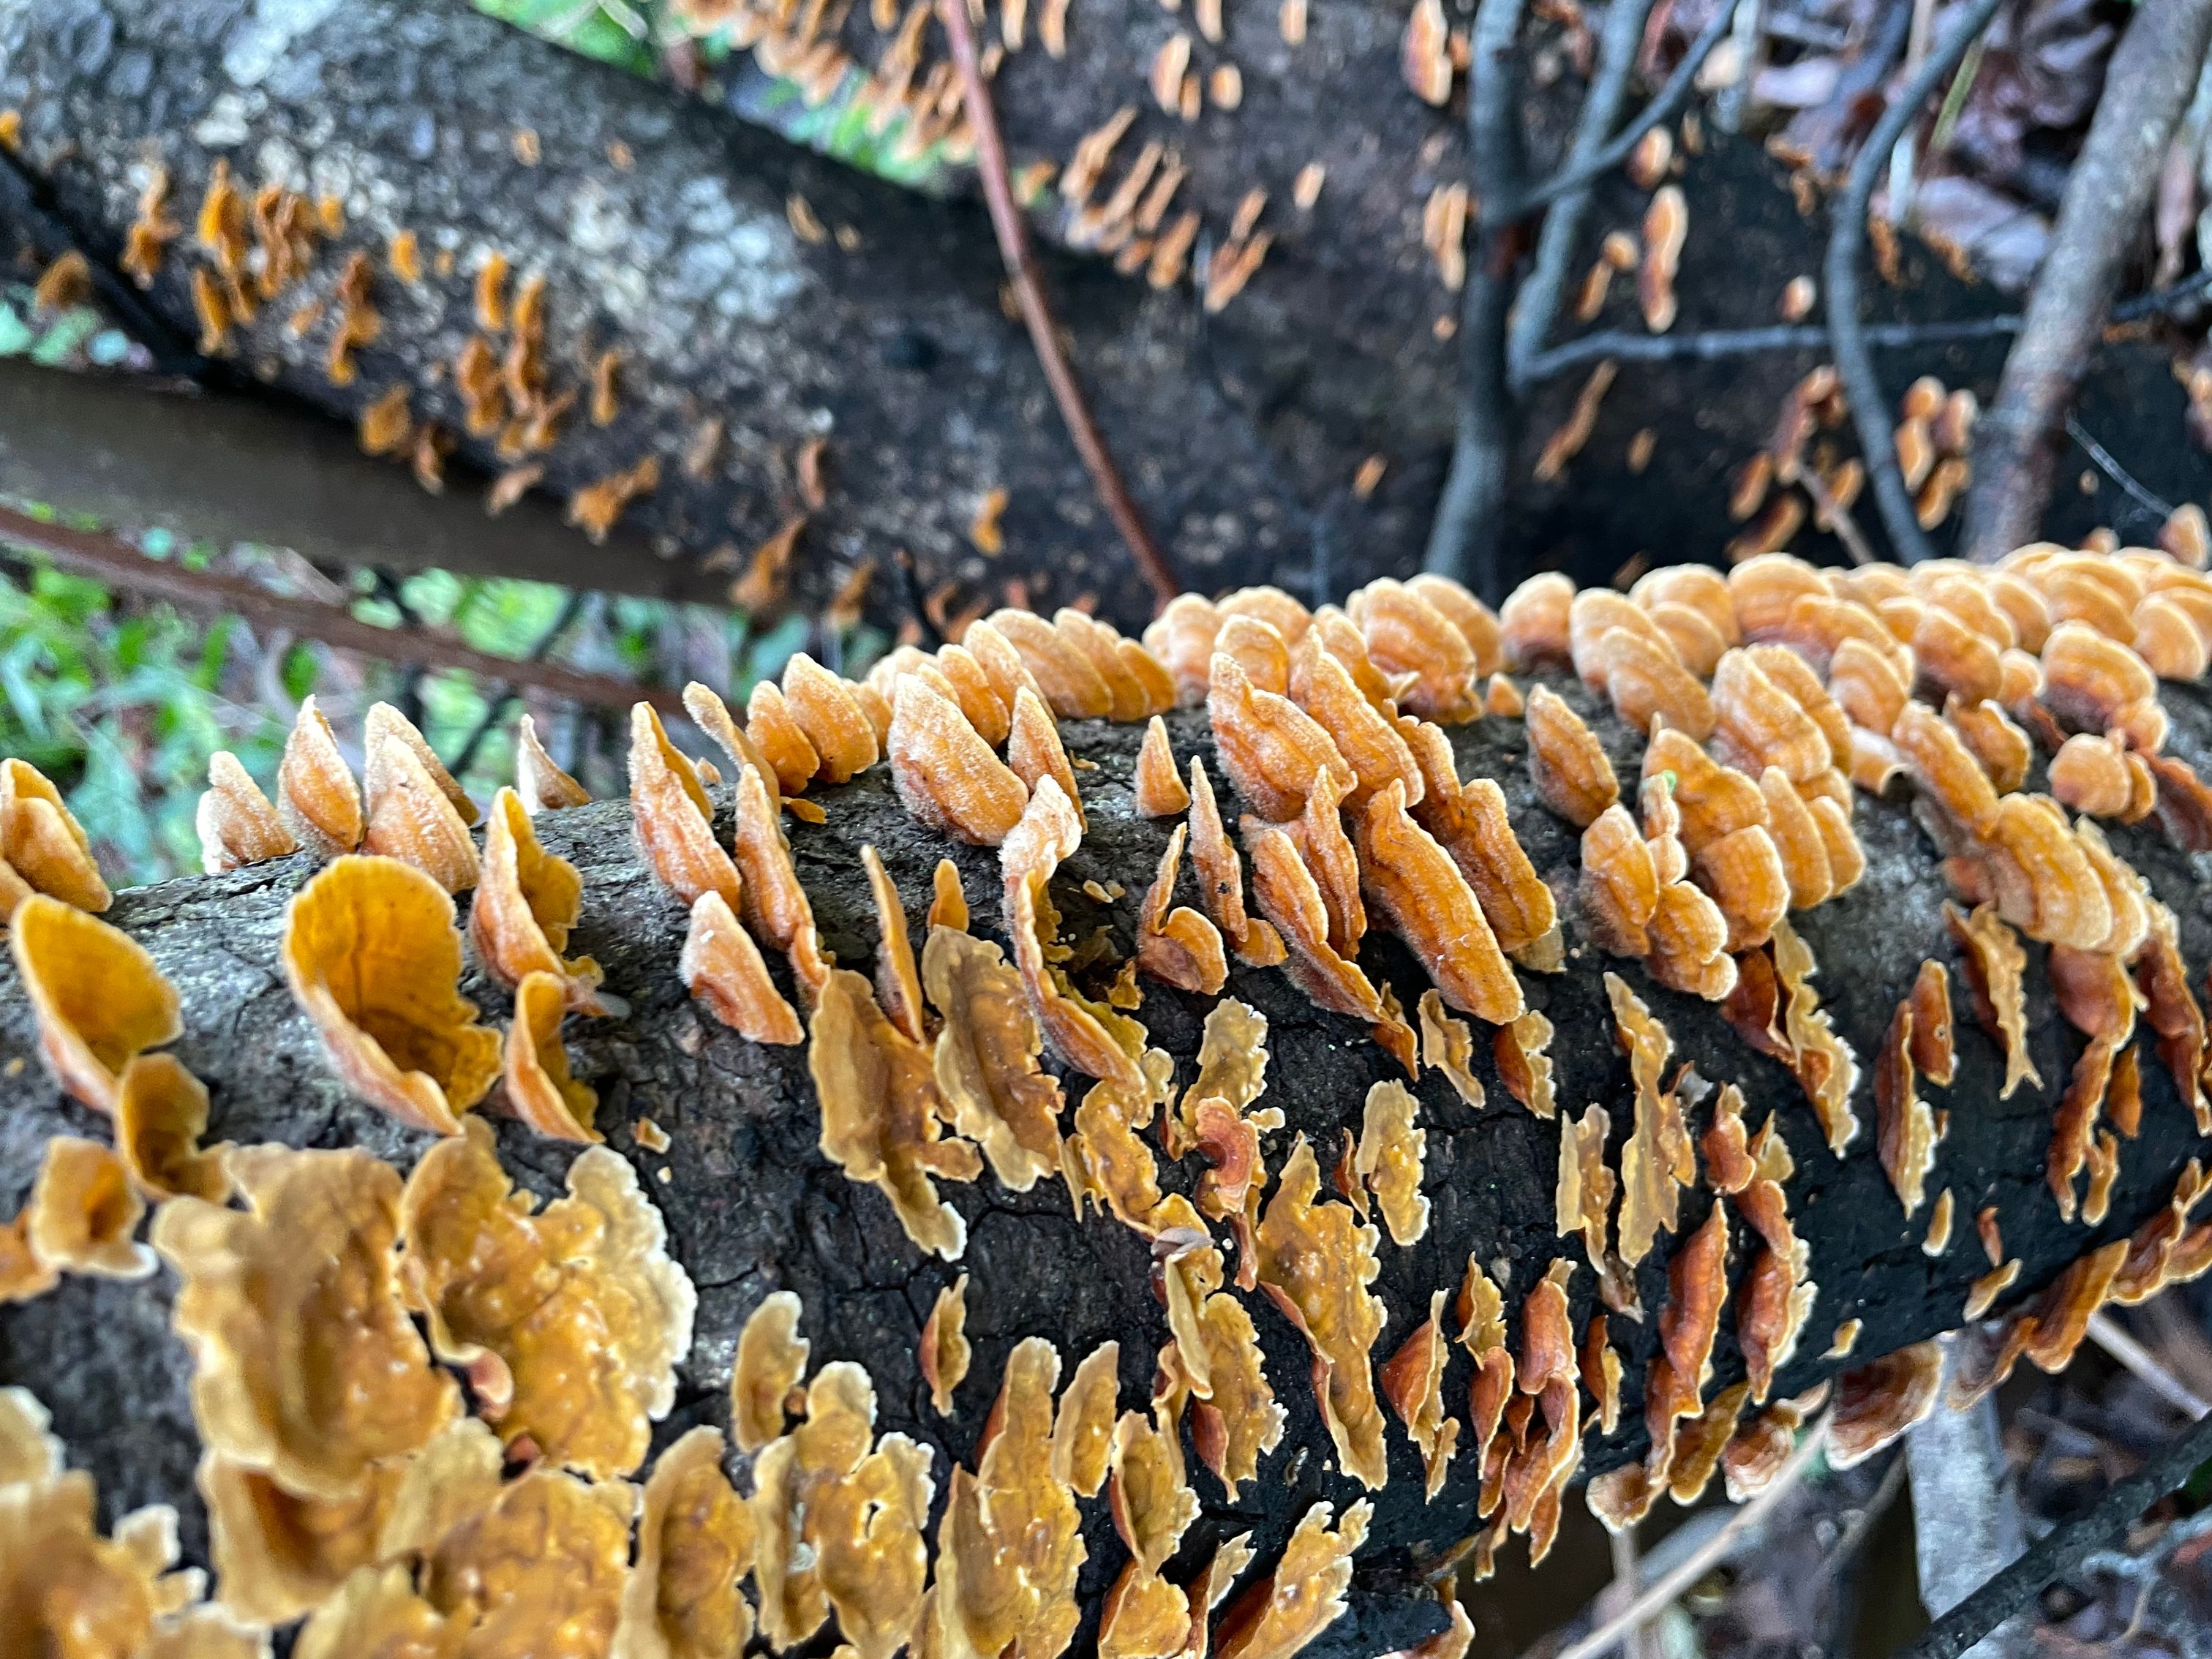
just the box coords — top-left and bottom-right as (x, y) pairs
(23, 1136), (154, 1281)
(470, 787), (609, 1012)
(1829, 1341), (1943, 1467)
(1256, 1137), (1389, 1490)
(782, 652), (881, 783)
(1208, 650), (1355, 822)
(1109, 1407), (1200, 1573)
(197, 750), (299, 873)
(1524, 685), (1619, 827)
(1134, 716), (1192, 816)
(1379, 1293), (1459, 1498)
(727, 757), (834, 1000)
(1946, 901), (2042, 1098)
(1355, 1080), (1429, 1246)
(731, 1290), (810, 1454)
(614, 1423), (756, 1659)
(500, 969), (601, 1143)
(629, 703), (742, 911)
(1214, 1500), (1371, 1659)
(1136, 825), (1230, 996)
(889, 674), (1031, 846)
(361, 702), (480, 892)
(922, 1274), (972, 1414)
(281, 855), (500, 1135)
(1187, 757), (1287, 967)
(515, 711), (591, 813)
(921, 923), (1067, 1189)
(115, 1053), (229, 1203)
(1008, 686), (1086, 827)
(1417, 990), (1487, 1108)
(682, 891), (805, 1044)
(1, 756), (112, 913)
(399, 1117), (695, 1477)
(421, 1464), (635, 1655)
(154, 1143), (462, 1500)
(1051, 1339), (1124, 1500)
(1357, 780), (1524, 1024)
(1609, 974), (1695, 1268)
(1875, 996), (1936, 1216)
(810, 966), (982, 1259)
(11, 894), (181, 1114)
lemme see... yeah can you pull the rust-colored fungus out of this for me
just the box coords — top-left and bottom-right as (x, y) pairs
(1356, 1080), (1429, 1246)
(23, 1137), (153, 1281)
(923, 922), (1066, 1190)
(1380, 1293), (1459, 1498)
(1502, 572), (1575, 669)
(361, 705), (479, 892)
(1829, 1342), (1942, 1468)
(1690, 824), (1789, 952)
(1055, 609), (1158, 721)
(115, 1053), (228, 1203)
(516, 712), (590, 813)
(1213, 1500), (1371, 1659)
(154, 1144), (459, 1500)
(932, 1337), (1086, 1659)
(1244, 822), (1410, 1063)
(1003, 779), (1148, 1089)
(1109, 1407), (1199, 1573)
(2080, 1134), (2121, 1224)
(1183, 1268), (1287, 1494)
(1009, 688), (1086, 830)
(726, 759), (833, 1001)
(198, 750), (298, 873)
(923, 1274), (973, 1415)
(1188, 758), (1287, 967)
(1349, 577), (1481, 721)
(1416, 771), (1561, 969)
(1703, 1082), (1753, 1194)
(1417, 990), (1486, 1107)
(1609, 974), (1694, 1266)
(1136, 825), (1230, 995)
(889, 674), (1031, 846)
(11, 894), (181, 1114)
(612, 1423), (756, 1659)
(746, 681), (822, 797)
(470, 787), (606, 1011)
(422, 1466), (635, 1657)
(934, 645), (1015, 748)
(1556, 1105), (1618, 1297)
(1581, 806), (1658, 955)
(1407, 572), (1505, 674)
(1875, 997), (1935, 1216)
(198, 1449), (401, 1625)
(1737, 1116), (1814, 1402)
(399, 1118), (696, 1477)
(783, 652), (881, 783)
(629, 704), (741, 910)
(1524, 685), (1619, 826)
(1134, 717), (1192, 816)
(1729, 918), (1861, 1154)
(930, 858), (971, 934)
(810, 968), (981, 1259)
(1, 756), (110, 912)
(1256, 1137), (1389, 1489)
(1287, 633), (1423, 810)
(1358, 780), (1524, 1023)
(1908, 959), (1956, 1085)
(859, 846), (927, 1045)
(732, 1291), (810, 1454)
(1100, 1562), (1192, 1659)
(682, 891), (804, 1044)
(1489, 1007), (1557, 1119)
(1142, 595), (1225, 705)
(1666, 1382), (1751, 1505)
(2050, 733), (2151, 821)
(500, 971), (600, 1143)
(989, 608), (1115, 718)
(1208, 652), (1355, 822)
(1946, 902), (2041, 1097)
(281, 856), (500, 1135)
(1052, 1340), (1123, 1500)
(1282, 769), (1364, 959)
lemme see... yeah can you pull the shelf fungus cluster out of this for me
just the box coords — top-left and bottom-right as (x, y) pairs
(18, 544), (2212, 1656)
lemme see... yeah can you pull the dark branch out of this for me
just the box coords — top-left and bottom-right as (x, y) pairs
(1823, 0), (2006, 567)
(0, 502), (683, 715)
(936, 0), (1181, 612)
(1523, 315), (2020, 380)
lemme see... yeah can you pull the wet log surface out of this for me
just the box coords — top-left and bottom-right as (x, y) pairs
(5, 672), (2211, 1652)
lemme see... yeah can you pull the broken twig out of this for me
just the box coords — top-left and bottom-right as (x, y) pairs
(938, 0), (1181, 609)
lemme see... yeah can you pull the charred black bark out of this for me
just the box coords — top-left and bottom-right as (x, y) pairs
(4, 676), (2211, 1651)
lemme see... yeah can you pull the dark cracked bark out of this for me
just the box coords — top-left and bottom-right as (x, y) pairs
(5, 673), (2212, 1650)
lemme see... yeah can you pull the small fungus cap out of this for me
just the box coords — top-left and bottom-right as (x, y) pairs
(11, 895), (181, 1115)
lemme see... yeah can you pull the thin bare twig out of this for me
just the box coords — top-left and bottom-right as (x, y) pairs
(1540, 1416), (1832, 1659)
(2065, 414), (2178, 523)
(1508, 0), (1660, 385)
(937, 0), (1180, 610)
(1824, 0), (2006, 565)
(1963, 0), (2212, 560)
(1505, 0), (1740, 219)
(448, 587), (592, 775)
(1800, 464), (1880, 565)
(1423, 0), (1530, 595)
(0, 503), (684, 715)
(2087, 1310), (2212, 1418)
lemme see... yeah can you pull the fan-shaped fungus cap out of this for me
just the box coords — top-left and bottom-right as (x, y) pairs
(809, 968), (980, 1260)
(114, 1053), (227, 1203)
(154, 1143), (460, 1499)
(917, 1274), (974, 1418)
(1219, 586), (1314, 644)
(1050, 1339), (1121, 1499)
(1690, 825), (1788, 953)
(1437, 775), (1562, 969)
(1347, 578), (1480, 721)
(1213, 1501), (1369, 1659)
(1256, 1137), (1389, 1489)
(1377, 1293), (1459, 1500)
(198, 1448), (405, 1626)
(628, 704), (742, 911)
(514, 712), (590, 814)
(1407, 573), (1505, 674)
(1132, 718), (1192, 818)
(1108, 1408), (1199, 1574)
(1135, 825), (1229, 996)
(197, 751), (298, 875)
(0, 1462), (194, 1658)
(614, 1424), (756, 1659)
(987, 608), (1114, 718)
(362, 710), (479, 893)
(1829, 1341), (1942, 1468)
(421, 1466), (634, 1657)
(745, 680), (822, 797)
(731, 1290), (810, 1454)
(1358, 781), (1523, 1023)
(781, 652), (880, 783)
(1874, 998), (1935, 1216)
(724, 759), (831, 999)
(1500, 573), (1574, 669)
(922, 923), (1066, 1190)
(399, 1118), (696, 1477)
(11, 894), (181, 1114)
(1208, 652), (1355, 822)
(1524, 685), (1619, 827)
(680, 891), (803, 1044)
(1579, 805), (1658, 956)
(23, 1136), (154, 1280)
(1610, 974), (1694, 1267)
(1495, 1008), (1558, 1119)
(470, 788), (607, 1011)
(1187, 758), (1287, 968)
(274, 696), (364, 861)
(1053, 609), (1156, 721)
(1946, 902), (2040, 1099)
(1142, 595), (1223, 705)
(1947, 695), (2033, 794)
(1287, 636), (1424, 810)
(1007, 687), (1085, 829)
(889, 675), (1030, 847)
(2041, 620), (2159, 741)
(1355, 1080), (1429, 1246)
(1590, 627), (1716, 740)
(281, 856), (499, 1135)
(1244, 822), (1396, 1039)
(2048, 734), (2140, 820)
(0, 758), (110, 914)
(1709, 650), (1831, 783)
(1415, 990), (1486, 1108)
(499, 971), (600, 1143)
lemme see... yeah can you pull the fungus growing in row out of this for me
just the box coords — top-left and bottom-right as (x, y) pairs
(421, 1465), (635, 1657)
(115, 1053), (229, 1203)
(197, 750), (299, 873)
(399, 1118), (696, 1477)
(1358, 779), (1524, 1023)
(810, 967), (981, 1259)
(988, 608), (1116, 718)
(1213, 1500), (1371, 1659)
(1282, 768), (1363, 959)
(614, 1424), (756, 1659)
(1135, 825), (1229, 995)
(1724, 918), (1861, 1153)
(1133, 717), (1192, 817)
(725, 756), (833, 1000)
(362, 718), (479, 894)
(922, 922), (1066, 1190)
(731, 1291), (810, 1454)
(1609, 974), (1694, 1267)
(1141, 595), (1227, 705)
(889, 675), (1031, 846)
(1109, 1407), (1200, 1575)
(629, 704), (742, 910)
(1417, 990), (1486, 1107)
(1556, 1105), (1618, 1289)
(1050, 1340), (1123, 1501)
(1875, 996), (1936, 1216)
(746, 681), (822, 797)
(1008, 687), (1086, 827)
(1737, 1116), (1816, 1401)
(783, 652), (881, 783)
(1, 756), (111, 913)
(11, 894), (181, 1114)
(862, 846), (927, 1045)
(1244, 820), (1415, 1068)
(929, 857), (970, 934)
(470, 787), (607, 1010)
(1523, 686), (1619, 826)
(681, 892), (804, 1044)
(154, 1143), (461, 1500)
(1829, 1342), (1943, 1468)
(1356, 1080), (1429, 1246)
(1347, 577), (1483, 721)
(1255, 1137), (1389, 1490)
(1496, 1009), (1559, 1118)
(1187, 758), (1287, 966)
(1581, 1316), (1624, 1435)
(1380, 1292), (1459, 1498)
(1946, 901), (2041, 1097)
(1208, 651), (1355, 822)
(1909, 959), (1956, 1085)
(1287, 633), (1423, 809)
(2049, 733), (2156, 821)
(500, 971), (600, 1143)
(931, 644), (1014, 748)
(23, 1136), (154, 1281)
(922, 1274), (973, 1415)
(281, 856), (500, 1135)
